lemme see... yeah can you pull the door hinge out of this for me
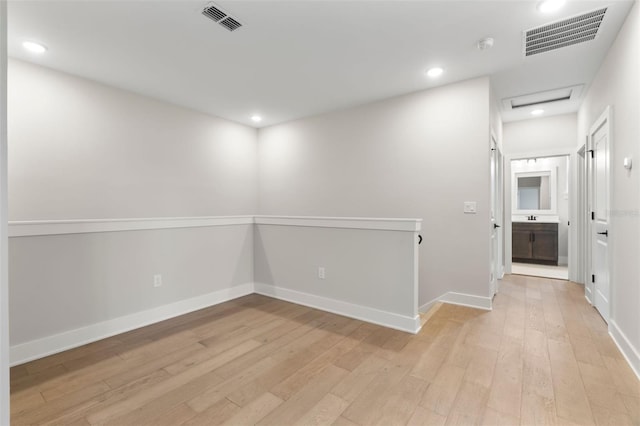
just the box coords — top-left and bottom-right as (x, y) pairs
(591, 211), (595, 220)
(568, 221), (570, 226)
(592, 274), (595, 283)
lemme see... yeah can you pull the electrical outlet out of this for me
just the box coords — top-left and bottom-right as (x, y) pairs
(153, 274), (162, 287)
(464, 201), (477, 214)
(318, 267), (326, 280)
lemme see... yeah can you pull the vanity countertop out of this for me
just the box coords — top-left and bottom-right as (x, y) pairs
(512, 215), (560, 224)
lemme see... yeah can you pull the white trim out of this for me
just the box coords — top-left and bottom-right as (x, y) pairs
(254, 215), (422, 232)
(586, 106), (612, 324)
(0, 2), (8, 422)
(9, 215), (423, 237)
(512, 169), (558, 216)
(439, 292), (493, 310)
(420, 291), (493, 313)
(419, 297), (441, 314)
(9, 216), (255, 237)
(10, 283), (255, 366)
(506, 148), (578, 162)
(585, 287), (593, 305)
(609, 320), (640, 381)
(558, 256), (568, 266)
(254, 283), (421, 334)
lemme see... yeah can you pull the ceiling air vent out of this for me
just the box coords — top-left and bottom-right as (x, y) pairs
(202, 3), (243, 32)
(524, 7), (607, 56)
(502, 85), (584, 111)
(202, 4), (227, 22)
(219, 17), (242, 32)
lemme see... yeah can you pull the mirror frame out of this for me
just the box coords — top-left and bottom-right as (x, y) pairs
(512, 169), (557, 215)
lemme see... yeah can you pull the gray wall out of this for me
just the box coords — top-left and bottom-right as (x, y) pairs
(503, 114), (577, 154)
(577, 2), (639, 370)
(257, 77), (493, 306)
(254, 224), (416, 316)
(10, 225), (254, 345)
(7, 61), (493, 352)
(8, 59), (258, 220)
(7, 60), (259, 348)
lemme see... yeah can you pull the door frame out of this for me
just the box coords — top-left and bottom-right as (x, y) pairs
(0, 1), (9, 423)
(490, 134), (503, 295)
(504, 148), (577, 280)
(577, 144), (588, 286)
(585, 106), (613, 321)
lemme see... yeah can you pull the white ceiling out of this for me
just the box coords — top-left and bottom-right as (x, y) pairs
(7, 0), (635, 127)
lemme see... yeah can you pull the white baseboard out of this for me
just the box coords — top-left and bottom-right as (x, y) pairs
(558, 256), (568, 266)
(440, 292), (492, 310)
(609, 320), (640, 381)
(254, 283), (420, 334)
(585, 285), (593, 304)
(420, 291), (492, 313)
(419, 298), (440, 314)
(10, 283), (255, 366)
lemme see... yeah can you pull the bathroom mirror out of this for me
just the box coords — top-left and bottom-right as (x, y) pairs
(518, 174), (550, 210)
(512, 170), (557, 215)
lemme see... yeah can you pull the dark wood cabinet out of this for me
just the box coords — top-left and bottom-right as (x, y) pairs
(512, 222), (558, 265)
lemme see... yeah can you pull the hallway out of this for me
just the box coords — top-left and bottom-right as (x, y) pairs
(10, 275), (640, 425)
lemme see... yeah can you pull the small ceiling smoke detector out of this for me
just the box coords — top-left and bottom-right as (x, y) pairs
(531, 109), (545, 116)
(477, 37), (494, 51)
(426, 67), (444, 78)
(251, 115), (262, 123)
(22, 41), (47, 54)
(538, 0), (566, 13)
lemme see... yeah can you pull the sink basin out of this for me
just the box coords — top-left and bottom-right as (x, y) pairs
(512, 215), (560, 223)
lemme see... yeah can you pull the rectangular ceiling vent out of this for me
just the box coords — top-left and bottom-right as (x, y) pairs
(219, 17), (242, 31)
(202, 3), (242, 32)
(502, 84), (584, 111)
(524, 7), (607, 56)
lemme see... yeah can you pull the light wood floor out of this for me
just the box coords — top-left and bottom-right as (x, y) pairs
(10, 275), (640, 425)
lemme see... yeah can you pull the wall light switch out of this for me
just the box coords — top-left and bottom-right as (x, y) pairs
(153, 274), (162, 287)
(464, 202), (477, 214)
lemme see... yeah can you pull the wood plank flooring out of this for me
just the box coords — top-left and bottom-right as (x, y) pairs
(10, 275), (640, 425)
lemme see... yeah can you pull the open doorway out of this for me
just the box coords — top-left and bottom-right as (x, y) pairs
(510, 155), (570, 280)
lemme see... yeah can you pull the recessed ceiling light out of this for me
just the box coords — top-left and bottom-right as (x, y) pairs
(251, 115), (262, 123)
(537, 0), (566, 13)
(426, 67), (444, 78)
(22, 41), (47, 54)
(531, 109), (545, 116)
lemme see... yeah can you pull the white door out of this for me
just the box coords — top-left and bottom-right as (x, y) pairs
(588, 109), (611, 322)
(490, 138), (500, 295)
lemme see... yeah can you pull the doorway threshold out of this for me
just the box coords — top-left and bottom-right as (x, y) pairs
(512, 262), (569, 280)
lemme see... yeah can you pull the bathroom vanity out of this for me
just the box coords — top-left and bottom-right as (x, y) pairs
(512, 220), (559, 265)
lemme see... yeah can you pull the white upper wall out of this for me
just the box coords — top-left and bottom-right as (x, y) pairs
(7, 59), (258, 220)
(578, 1), (639, 372)
(258, 77), (492, 306)
(503, 113), (577, 155)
